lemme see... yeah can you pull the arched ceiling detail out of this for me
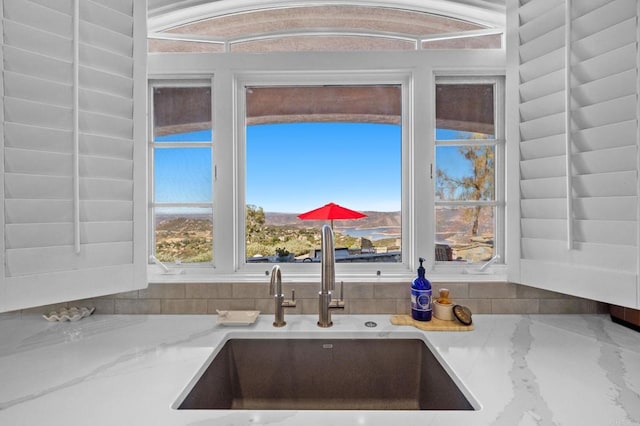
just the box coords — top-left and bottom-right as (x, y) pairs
(148, 0), (505, 33)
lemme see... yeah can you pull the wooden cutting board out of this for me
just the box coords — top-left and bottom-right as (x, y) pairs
(390, 314), (474, 331)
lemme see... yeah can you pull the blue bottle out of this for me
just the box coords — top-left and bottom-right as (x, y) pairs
(411, 257), (432, 321)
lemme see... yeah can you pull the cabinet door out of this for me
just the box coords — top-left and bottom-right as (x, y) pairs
(508, 0), (639, 308)
(0, 0), (147, 312)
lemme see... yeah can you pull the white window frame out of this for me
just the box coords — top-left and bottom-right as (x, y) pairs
(147, 50), (507, 282)
(432, 75), (506, 270)
(148, 78), (215, 267)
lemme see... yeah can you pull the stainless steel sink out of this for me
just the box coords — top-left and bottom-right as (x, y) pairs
(175, 338), (477, 410)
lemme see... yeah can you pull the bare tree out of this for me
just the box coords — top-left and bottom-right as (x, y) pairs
(436, 143), (494, 236)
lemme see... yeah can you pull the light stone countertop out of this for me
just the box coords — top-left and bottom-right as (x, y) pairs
(0, 313), (639, 426)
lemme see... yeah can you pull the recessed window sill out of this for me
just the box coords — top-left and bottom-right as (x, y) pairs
(147, 265), (507, 284)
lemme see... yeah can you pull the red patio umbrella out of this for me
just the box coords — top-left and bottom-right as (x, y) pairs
(297, 202), (367, 229)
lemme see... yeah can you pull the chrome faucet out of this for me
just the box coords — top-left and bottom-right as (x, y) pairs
(318, 225), (345, 327)
(269, 265), (296, 327)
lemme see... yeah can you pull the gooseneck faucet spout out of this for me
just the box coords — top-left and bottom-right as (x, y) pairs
(269, 265), (296, 327)
(318, 225), (345, 327)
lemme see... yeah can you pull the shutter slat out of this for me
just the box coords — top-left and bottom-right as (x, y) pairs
(573, 171), (637, 198)
(80, 44), (134, 78)
(572, 43), (636, 87)
(3, 19), (72, 61)
(6, 243), (134, 277)
(520, 133), (565, 160)
(5, 175), (134, 201)
(80, 67), (133, 99)
(520, 90), (564, 122)
(3, 46), (72, 84)
(6, 222), (133, 249)
(80, 89), (133, 120)
(3, 0), (72, 38)
(81, 156), (133, 181)
(573, 146), (637, 175)
(4, 123), (72, 153)
(521, 218), (566, 240)
(520, 111), (565, 141)
(81, 0), (133, 37)
(519, 48), (564, 83)
(574, 196), (637, 221)
(572, 94), (637, 131)
(571, 18), (636, 62)
(81, 133), (133, 160)
(519, 2), (564, 44)
(521, 198), (565, 220)
(91, 0), (132, 16)
(5, 97), (72, 129)
(572, 0), (636, 42)
(519, 0), (563, 24)
(28, 0), (72, 15)
(5, 174), (73, 199)
(519, 26), (565, 65)
(572, 69), (636, 108)
(79, 21), (133, 58)
(573, 119), (637, 152)
(79, 111), (133, 140)
(81, 200), (134, 222)
(5, 148), (71, 177)
(574, 220), (637, 246)
(520, 176), (566, 199)
(572, 0), (616, 18)
(519, 69), (564, 103)
(4, 72), (72, 109)
(80, 178), (134, 201)
(520, 155), (565, 180)
(5, 200), (133, 224)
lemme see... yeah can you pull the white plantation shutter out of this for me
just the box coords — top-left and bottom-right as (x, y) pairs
(0, 0), (147, 312)
(511, 0), (639, 308)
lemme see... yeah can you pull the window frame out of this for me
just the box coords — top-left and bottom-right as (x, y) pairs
(148, 78), (215, 266)
(146, 49), (507, 282)
(432, 75), (506, 268)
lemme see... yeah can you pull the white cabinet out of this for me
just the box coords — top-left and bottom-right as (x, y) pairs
(508, 0), (639, 308)
(0, 0), (147, 312)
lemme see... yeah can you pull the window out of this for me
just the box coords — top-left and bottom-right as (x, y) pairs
(243, 85), (402, 264)
(148, 5), (503, 53)
(146, 4), (506, 278)
(434, 77), (504, 263)
(146, 74), (506, 275)
(149, 83), (214, 264)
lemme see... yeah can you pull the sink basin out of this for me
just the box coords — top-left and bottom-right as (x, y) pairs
(175, 337), (477, 410)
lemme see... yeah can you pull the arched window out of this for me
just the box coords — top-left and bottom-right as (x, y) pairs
(148, 4), (502, 53)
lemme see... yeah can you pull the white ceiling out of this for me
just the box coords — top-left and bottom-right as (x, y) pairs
(147, 0), (506, 32)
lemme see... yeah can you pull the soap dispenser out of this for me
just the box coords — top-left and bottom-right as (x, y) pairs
(410, 257), (432, 321)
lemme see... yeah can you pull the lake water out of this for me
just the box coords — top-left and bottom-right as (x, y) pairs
(337, 226), (401, 241)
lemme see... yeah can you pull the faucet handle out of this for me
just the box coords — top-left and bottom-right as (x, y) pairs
(282, 289), (297, 308)
(329, 281), (345, 309)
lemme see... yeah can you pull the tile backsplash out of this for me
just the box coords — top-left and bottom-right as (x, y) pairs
(19, 281), (608, 316)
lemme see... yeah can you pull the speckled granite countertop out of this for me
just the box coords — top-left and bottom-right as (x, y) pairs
(1, 313), (639, 425)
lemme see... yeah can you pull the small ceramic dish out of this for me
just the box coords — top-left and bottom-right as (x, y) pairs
(216, 310), (260, 326)
(43, 306), (95, 322)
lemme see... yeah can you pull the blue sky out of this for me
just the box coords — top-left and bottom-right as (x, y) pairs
(246, 122), (400, 212)
(154, 123), (480, 213)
